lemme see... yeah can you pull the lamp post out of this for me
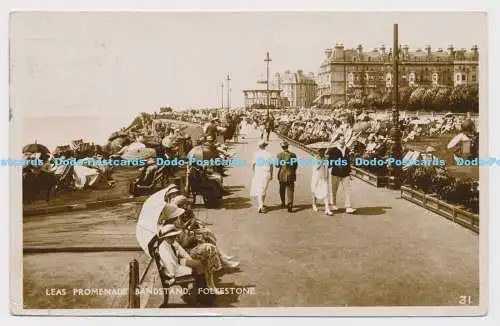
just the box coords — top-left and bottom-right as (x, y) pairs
(265, 52), (272, 117)
(226, 73), (231, 109)
(387, 23), (403, 189)
(221, 83), (224, 110)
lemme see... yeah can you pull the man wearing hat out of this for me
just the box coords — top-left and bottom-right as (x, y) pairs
(250, 140), (274, 213)
(164, 184), (182, 204)
(276, 141), (298, 212)
(327, 134), (356, 214)
(155, 224), (212, 307)
(130, 157), (159, 197)
(203, 118), (218, 140)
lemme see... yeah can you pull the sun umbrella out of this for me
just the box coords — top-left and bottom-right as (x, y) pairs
(187, 144), (219, 161)
(306, 141), (336, 149)
(352, 121), (371, 132)
(136, 189), (168, 257)
(23, 143), (50, 155)
(409, 119), (430, 125)
(121, 147), (156, 161)
(447, 133), (470, 149)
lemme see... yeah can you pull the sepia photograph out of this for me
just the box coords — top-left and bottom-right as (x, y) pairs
(9, 11), (487, 315)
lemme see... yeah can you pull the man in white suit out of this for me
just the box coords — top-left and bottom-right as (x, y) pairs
(154, 224), (212, 307)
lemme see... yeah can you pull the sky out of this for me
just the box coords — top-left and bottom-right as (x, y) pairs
(10, 11), (486, 125)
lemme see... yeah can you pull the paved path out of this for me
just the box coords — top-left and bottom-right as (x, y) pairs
(23, 125), (479, 308)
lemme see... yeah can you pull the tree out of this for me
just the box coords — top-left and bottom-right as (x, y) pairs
(407, 87), (426, 111)
(449, 85), (478, 113)
(431, 87), (452, 112)
(365, 92), (382, 109)
(399, 86), (416, 109)
(421, 87), (440, 110)
(347, 98), (363, 110)
(160, 106), (173, 113)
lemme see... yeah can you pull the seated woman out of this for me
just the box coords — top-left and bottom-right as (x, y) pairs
(171, 194), (239, 269)
(156, 224), (219, 305)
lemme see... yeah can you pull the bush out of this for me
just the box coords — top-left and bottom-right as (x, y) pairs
(407, 87), (426, 111)
(449, 85), (479, 113)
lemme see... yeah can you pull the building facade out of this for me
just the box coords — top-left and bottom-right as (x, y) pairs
(243, 89), (288, 109)
(315, 44), (479, 106)
(272, 70), (317, 108)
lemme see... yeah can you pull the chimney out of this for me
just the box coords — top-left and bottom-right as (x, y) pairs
(334, 43), (345, 60)
(357, 44), (363, 55)
(402, 44), (409, 58)
(471, 45), (478, 57)
(325, 48), (333, 59)
(425, 45), (431, 56)
(447, 44), (454, 55)
(380, 44), (386, 55)
(297, 69), (303, 75)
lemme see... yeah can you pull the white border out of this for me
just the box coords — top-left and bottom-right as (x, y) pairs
(1, 0), (498, 325)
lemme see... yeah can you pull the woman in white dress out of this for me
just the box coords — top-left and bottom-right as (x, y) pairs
(250, 140), (274, 213)
(311, 148), (333, 216)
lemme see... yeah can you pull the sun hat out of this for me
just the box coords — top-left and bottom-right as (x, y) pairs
(280, 141), (289, 148)
(425, 146), (436, 153)
(171, 195), (191, 207)
(158, 224), (182, 239)
(165, 187), (181, 198)
(157, 204), (185, 225)
(164, 183), (179, 192)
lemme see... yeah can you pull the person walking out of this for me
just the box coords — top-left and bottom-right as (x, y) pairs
(311, 148), (333, 215)
(327, 134), (356, 214)
(265, 115), (275, 141)
(276, 141), (298, 212)
(250, 140), (273, 213)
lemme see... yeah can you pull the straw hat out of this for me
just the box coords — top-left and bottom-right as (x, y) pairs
(171, 195), (191, 207)
(425, 146), (436, 153)
(158, 224), (182, 239)
(158, 204), (185, 225)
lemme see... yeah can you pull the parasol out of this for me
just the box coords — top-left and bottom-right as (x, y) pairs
(23, 143), (50, 155)
(162, 136), (176, 148)
(121, 147), (156, 161)
(409, 119), (430, 125)
(136, 189), (168, 257)
(187, 144), (219, 161)
(352, 121), (371, 132)
(447, 133), (470, 149)
(306, 141), (336, 149)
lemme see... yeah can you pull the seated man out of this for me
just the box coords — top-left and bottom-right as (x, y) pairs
(151, 224), (209, 307)
(130, 157), (159, 196)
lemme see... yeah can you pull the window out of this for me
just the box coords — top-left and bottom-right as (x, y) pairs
(456, 74), (461, 81)
(472, 74), (477, 82)
(432, 73), (439, 85)
(462, 75), (467, 81)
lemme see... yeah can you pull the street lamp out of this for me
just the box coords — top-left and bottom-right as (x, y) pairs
(226, 73), (231, 109)
(265, 52), (272, 117)
(221, 83), (224, 110)
(387, 23), (403, 189)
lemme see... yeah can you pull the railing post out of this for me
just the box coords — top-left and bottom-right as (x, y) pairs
(128, 259), (140, 308)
